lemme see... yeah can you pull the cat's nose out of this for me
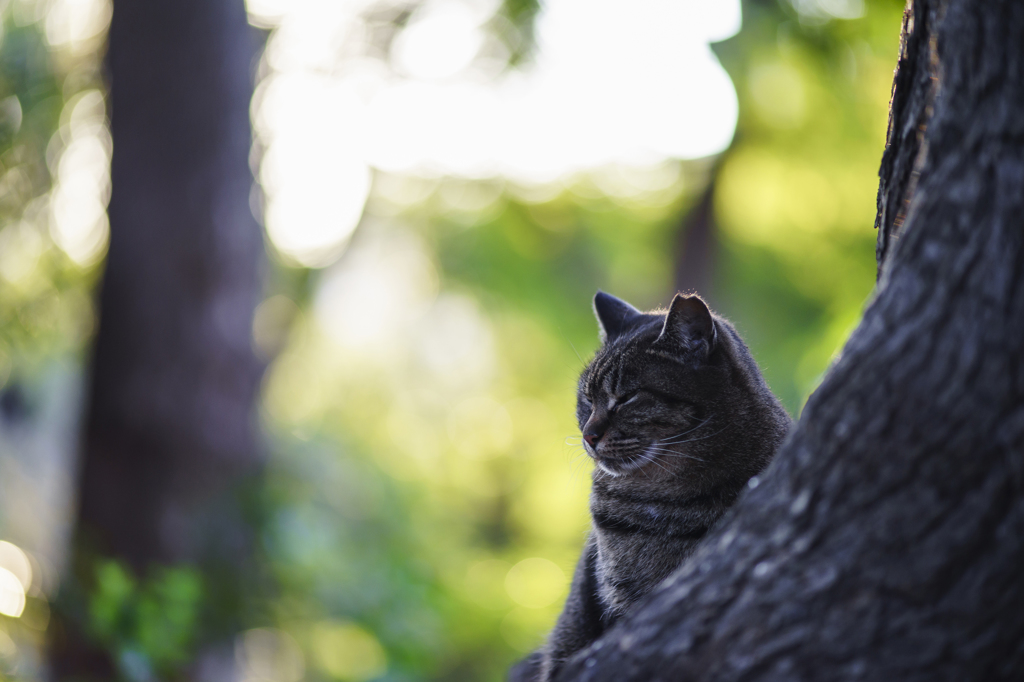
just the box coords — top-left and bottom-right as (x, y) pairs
(583, 418), (607, 448)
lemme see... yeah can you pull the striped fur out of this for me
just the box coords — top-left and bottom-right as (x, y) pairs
(534, 292), (792, 681)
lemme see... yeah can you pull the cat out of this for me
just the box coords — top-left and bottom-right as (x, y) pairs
(510, 291), (792, 682)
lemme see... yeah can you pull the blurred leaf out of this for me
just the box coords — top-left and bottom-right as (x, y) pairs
(86, 560), (203, 679)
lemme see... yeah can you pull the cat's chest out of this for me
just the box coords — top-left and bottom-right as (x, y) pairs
(593, 527), (698, 617)
(588, 487), (724, 615)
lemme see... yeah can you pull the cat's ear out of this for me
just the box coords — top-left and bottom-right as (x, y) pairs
(593, 291), (643, 344)
(655, 294), (716, 358)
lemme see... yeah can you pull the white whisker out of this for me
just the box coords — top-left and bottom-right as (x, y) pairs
(660, 415), (716, 444)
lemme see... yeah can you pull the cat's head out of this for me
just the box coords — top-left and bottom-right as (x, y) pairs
(577, 291), (788, 487)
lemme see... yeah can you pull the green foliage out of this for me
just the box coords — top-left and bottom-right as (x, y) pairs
(257, 174), (686, 680)
(253, 7), (908, 680)
(0, 8), (103, 388)
(0, 2), (909, 682)
(709, 0), (906, 410)
(154, 3), (909, 679)
(87, 561), (203, 681)
(0, 7), (106, 677)
(494, 0), (541, 65)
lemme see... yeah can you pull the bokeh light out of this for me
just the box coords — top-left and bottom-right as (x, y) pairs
(49, 89), (111, 266)
(44, 0), (112, 53)
(248, 0), (742, 266)
(0, 567), (25, 618)
(505, 558), (566, 609)
(237, 628), (306, 682)
(309, 621), (387, 682)
(0, 542), (33, 594)
(313, 229), (439, 349)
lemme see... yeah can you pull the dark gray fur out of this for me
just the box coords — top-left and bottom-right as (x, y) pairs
(518, 291), (791, 682)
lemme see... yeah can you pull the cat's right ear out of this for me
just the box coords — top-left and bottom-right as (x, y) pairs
(593, 291), (642, 344)
(654, 293), (716, 359)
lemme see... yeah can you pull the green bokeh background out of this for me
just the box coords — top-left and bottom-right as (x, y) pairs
(0, 0), (905, 680)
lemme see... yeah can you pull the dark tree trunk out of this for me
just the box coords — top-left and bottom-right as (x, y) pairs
(557, 1), (1024, 679)
(53, 0), (264, 677)
(673, 177), (718, 302)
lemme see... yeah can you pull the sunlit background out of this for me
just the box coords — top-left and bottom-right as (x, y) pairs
(0, 0), (902, 679)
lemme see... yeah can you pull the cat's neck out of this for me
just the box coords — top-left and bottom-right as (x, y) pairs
(590, 475), (744, 536)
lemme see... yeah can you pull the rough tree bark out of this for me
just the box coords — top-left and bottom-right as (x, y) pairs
(53, 0), (264, 677)
(557, 1), (1024, 679)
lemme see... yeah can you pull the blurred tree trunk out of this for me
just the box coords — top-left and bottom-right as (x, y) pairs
(557, 1), (1024, 679)
(52, 0), (264, 677)
(673, 176), (718, 302)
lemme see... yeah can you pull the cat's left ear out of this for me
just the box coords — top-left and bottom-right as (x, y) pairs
(655, 294), (716, 358)
(593, 291), (643, 344)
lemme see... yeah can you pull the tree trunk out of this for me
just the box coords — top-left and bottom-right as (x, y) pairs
(673, 177), (718, 302)
(53, 0), (264, 676)
(557, 1), (1024, 679)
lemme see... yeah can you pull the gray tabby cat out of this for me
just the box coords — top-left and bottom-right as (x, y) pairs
(512, 291), (791, 682)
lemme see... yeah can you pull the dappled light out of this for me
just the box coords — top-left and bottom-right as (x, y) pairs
(236, 628), (306, 682)
(309, 621), (388, 682)
(49, 89), (110, 266)
(44, 0), (111, 54)
(250, 0), (743, 264)
(0, 542), (32, 597)
(313, 230), (439, 351)
(390, 1), (488, 80)
(0, 568), (25, 618)
(504, 558), (566, 610)
(0, 541), (36, 620)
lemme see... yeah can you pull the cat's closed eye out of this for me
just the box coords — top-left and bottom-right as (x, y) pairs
(620, 391), (641, 406)
(608, 391), (640, 414)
